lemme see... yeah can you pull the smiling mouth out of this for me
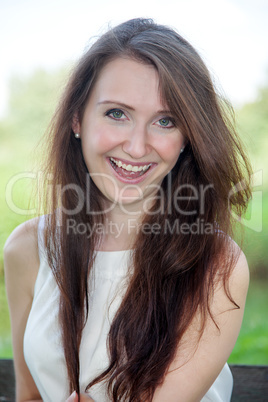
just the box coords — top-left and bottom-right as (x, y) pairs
(109, 157), (152, 179)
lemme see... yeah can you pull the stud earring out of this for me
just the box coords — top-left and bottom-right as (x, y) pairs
(180, 147), (184, 154)
(74, 133), (80, 139)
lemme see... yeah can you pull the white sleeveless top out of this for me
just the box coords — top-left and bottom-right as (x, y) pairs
(24, 217), (233, 401)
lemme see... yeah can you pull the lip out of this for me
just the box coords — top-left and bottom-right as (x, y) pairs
(106, 157), (157, 184)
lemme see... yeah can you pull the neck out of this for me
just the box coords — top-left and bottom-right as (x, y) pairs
(99, 202), (144, 251)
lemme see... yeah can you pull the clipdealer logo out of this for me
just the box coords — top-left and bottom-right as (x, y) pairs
(5, 170), (264, 233)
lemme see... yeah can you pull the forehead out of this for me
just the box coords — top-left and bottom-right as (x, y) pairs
(89, 57), (165, 110)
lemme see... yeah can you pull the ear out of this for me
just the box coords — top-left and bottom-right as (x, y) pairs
(72, 112), (81, 134)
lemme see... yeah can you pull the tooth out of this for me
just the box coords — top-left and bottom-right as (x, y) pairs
(111, 158), (152, 173)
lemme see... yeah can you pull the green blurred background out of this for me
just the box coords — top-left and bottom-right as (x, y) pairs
(0, 65), (267, 364)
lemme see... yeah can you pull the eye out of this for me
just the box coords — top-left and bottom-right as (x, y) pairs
(155, 117), (175, 129)
(106, 108), (127, 120)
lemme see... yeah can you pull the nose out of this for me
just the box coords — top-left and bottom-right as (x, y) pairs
(122, 125), (151, 159)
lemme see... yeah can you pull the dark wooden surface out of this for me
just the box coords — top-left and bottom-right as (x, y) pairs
(230, 365), (268, 402)
(0, 360), (15, 401)
(0, 360), (267, 401)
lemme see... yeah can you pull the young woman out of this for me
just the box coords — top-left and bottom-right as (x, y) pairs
(5, 18), (251, 402)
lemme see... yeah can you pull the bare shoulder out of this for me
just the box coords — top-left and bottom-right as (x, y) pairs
(4, 217), (39, 257)
(4, 217), (40, 296)
(229, 244), (250, 295)
(217, 241), (249, 309)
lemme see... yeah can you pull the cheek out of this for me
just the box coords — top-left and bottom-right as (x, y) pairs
(82, 124), (124, 154)
(155, 135), (184, 162)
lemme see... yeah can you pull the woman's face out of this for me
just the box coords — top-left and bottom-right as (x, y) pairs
(73, 57), (184, 212)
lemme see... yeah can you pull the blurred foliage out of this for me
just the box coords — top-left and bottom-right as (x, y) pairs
(235, 79), (268, 280)
(2, 67), (70, 141)
(0, 66), (267, 363)
(237, 85), (268, 160)
(0, 66), (71, 276)
(228, 280), (268, 364)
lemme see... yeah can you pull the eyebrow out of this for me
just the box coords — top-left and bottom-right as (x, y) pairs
(97, 100), (172, 115)
(97, 100), (135, 111)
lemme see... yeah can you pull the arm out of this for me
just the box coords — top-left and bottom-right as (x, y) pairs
(152, 248), (249, 402)
(4, 218), (42, 402)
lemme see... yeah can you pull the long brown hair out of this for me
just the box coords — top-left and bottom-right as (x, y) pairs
(42, 18), (251, 401)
